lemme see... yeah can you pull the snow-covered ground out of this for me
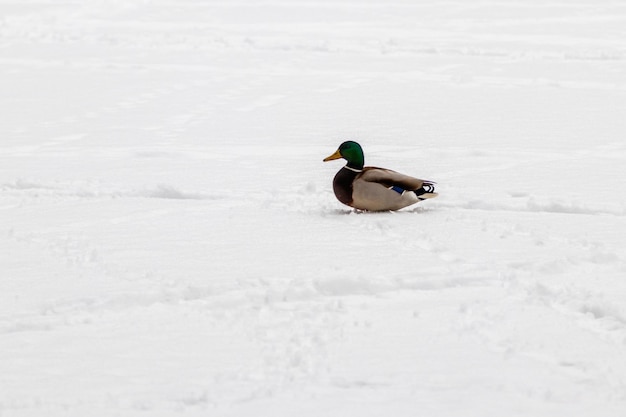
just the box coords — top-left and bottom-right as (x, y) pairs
(2, 0), (626, 415)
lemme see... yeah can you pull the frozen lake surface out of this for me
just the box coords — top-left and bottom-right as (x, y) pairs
(1, 1), (626, 416)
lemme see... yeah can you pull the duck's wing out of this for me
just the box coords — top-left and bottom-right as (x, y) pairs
(360, 167), (431, 191)
(348, 167), (436, 211)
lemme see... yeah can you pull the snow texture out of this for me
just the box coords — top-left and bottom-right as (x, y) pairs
(1, 0), (626, 416)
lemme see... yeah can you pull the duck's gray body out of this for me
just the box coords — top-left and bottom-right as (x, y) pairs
(332, 165), (436, 211)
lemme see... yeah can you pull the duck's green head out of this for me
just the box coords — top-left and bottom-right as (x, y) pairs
(323, 141), (364, 169)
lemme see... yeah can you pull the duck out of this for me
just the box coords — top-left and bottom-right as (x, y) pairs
(323, 141), (437, 211)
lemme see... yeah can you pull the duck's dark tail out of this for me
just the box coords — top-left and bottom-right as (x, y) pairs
(414, 182), (438, 200)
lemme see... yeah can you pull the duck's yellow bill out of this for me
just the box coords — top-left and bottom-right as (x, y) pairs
(323, 149), (342, 162)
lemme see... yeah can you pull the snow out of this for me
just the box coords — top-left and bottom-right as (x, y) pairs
(1, 0), (626, 415)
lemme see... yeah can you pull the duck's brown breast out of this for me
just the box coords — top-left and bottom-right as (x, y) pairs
(332, 167), (359, 205)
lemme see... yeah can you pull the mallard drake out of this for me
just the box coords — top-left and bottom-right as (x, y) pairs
(323, 141), (437, 211)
